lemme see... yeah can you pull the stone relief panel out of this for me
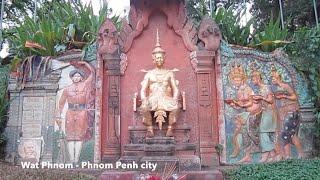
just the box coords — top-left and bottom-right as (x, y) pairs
(18, 138), (43, 163)
(54, 60), (95, 164)
(219, 43), (313, 164)
(21, 97), (44, 138)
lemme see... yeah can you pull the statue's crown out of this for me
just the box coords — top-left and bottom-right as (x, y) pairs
(249, 62), (261, 77)
(229, 62), (246, 80)
(152, 29), (165, 54)
(271, 65), (281, 79)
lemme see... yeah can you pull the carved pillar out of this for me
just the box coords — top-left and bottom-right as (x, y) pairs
(190, 50), (219, 166)
(102, 53), (121, 161)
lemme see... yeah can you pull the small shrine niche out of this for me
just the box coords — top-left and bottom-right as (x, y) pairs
(97, 0), (222, 169)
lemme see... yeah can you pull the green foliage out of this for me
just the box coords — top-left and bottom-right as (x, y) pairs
(285, 27), (320, 71)
(186, 0), (211, 23)
(285, 27), (320, 153)
(4, 0), (118, 60)
(185, 0), (248, 23)
(214, 144), (224, 155)
(213, 6), (254, 46)
(249, 0), (280, 30)
(4, 15), (65, 57)
(0, 66), (9, 157)
(249, 0), (319, 31)
(283, 0), (318, 30)
(285, 27), (320, 102)
(79, 139), (94, 162)
(252, 18), (289, 52)
(224, 159), (320, 180)
(0, 0), (35, 24)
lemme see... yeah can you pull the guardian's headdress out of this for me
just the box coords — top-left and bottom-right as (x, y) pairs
(228, 62), (246, 80)
(271, 65), (281, 80)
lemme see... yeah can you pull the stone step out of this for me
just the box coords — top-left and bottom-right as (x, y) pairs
(119, 156), (141, 163)
(140, 156), (179, 174)
(144, 144), (175, 152)
(123, 144), (145, 151)
(175, 143), (197, 151)
(123, 150), (145, 157)
(145, 137), (175, 144)
(145, 151), (175, 156)
(117, 155), (202, 171)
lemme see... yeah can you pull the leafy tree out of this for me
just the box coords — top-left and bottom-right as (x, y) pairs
(284, 27), (320, 154)
(0, 0), (35, 24)
(213, 5), (254, 46)
(185, 0), (211, 23)
(249, 0), (280, 30)
(284, 0), (320, 31)
(0, 65), (8, 158)
(252, 18), (289, 52)
(249, 0), (320, 31)
(3, 0), (117, 59)
(185, 0), (247, 23)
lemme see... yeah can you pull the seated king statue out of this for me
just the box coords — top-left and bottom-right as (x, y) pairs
(140, 30), (180, 138)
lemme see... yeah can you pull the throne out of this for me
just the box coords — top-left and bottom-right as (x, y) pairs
(98, 0), (221, 170)
(132, 88), (187, 136)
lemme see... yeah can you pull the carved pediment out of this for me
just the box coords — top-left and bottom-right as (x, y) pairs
(97, 0), (221, 56)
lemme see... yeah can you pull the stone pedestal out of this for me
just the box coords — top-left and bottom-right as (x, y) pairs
(120, 125), (201, 172)
(145, 137), (175, 156)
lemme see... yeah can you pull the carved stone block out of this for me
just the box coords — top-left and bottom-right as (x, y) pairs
(178, 155), (201, 171)
(21, 124), (42, 138)
(18, 137), (43, 163)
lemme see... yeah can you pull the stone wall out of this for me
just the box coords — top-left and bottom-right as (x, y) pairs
(6, 70), (60, 163)
(5, 53), (97, 164)
(218, 42), (315, 164)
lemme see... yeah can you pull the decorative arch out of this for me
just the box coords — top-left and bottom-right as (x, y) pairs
(118, 0), (198, 52)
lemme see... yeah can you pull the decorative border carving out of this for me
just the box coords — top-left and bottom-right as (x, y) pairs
(97, 19), (119, 55)
(119, 1), (198, 53)
(198, 15), (221, 51)
(120, 53), (128, 75)
(189, 51), (198, 72)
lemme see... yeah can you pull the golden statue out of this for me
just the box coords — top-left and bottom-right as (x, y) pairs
(139, 30), (180, 138)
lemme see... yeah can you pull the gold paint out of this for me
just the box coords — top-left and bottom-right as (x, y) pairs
(140, 30), (179, 137)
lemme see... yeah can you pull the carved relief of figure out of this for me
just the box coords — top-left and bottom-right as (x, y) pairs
(56, 61), (95, 163)
(140, 30), (180, 138)
(271, 68), (304, 159)
(251, 70), (277, 162)
(198, 15), (221, 51)
(98, 19), (118, 55)
(225, 64), (262, 163)
(18, 141), (39, 163)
